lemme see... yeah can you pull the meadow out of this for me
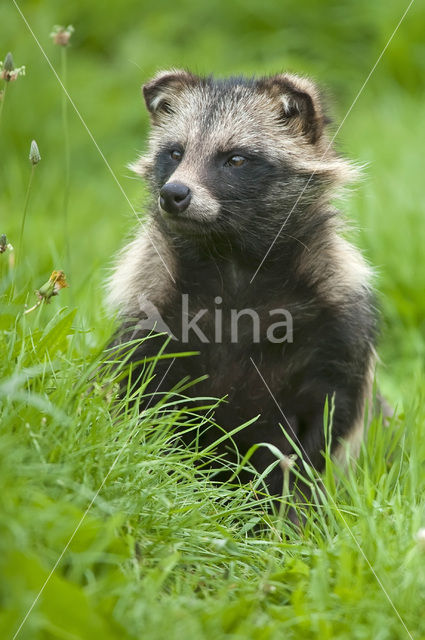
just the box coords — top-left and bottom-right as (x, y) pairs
(1, 1), (425, 638)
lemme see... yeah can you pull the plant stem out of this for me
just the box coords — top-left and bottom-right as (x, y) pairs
(0, 83), (7, 126)
(61, 46), (71, 282)
(18, 164), (35, 263)
(23, 299), (42, 315)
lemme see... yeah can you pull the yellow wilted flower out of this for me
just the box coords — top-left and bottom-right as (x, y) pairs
(36, 270), (68, 302)
(24, 270), (68, 315)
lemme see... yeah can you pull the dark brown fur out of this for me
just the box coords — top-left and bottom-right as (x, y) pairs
(107, 70), (377, 506)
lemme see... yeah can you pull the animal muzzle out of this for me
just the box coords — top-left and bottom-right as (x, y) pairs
(159, 182), (192, 215)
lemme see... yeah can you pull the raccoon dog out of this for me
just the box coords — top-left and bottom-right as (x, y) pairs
(108, 69), (377, 504)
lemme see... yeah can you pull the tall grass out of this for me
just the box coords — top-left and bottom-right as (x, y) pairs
(1, 298), (424, 639)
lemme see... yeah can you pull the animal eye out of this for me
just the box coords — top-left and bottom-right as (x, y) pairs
(170, 149), (182, 161)
(225, 155), (246, 167)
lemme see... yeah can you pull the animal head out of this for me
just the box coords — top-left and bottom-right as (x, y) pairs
(131, 69), (357, 248)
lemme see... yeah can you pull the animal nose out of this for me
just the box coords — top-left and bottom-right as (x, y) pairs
(159, 182), (192, 215)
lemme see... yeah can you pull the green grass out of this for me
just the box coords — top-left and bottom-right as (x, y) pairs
(2, 310), (425, 640)
(1, 1), (425, 638)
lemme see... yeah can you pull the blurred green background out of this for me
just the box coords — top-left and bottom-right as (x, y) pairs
(1, 0), (425, 399)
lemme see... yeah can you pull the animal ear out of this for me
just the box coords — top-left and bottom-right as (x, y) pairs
(143, 69), (197, 123)
(259, 74), (328, 144)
